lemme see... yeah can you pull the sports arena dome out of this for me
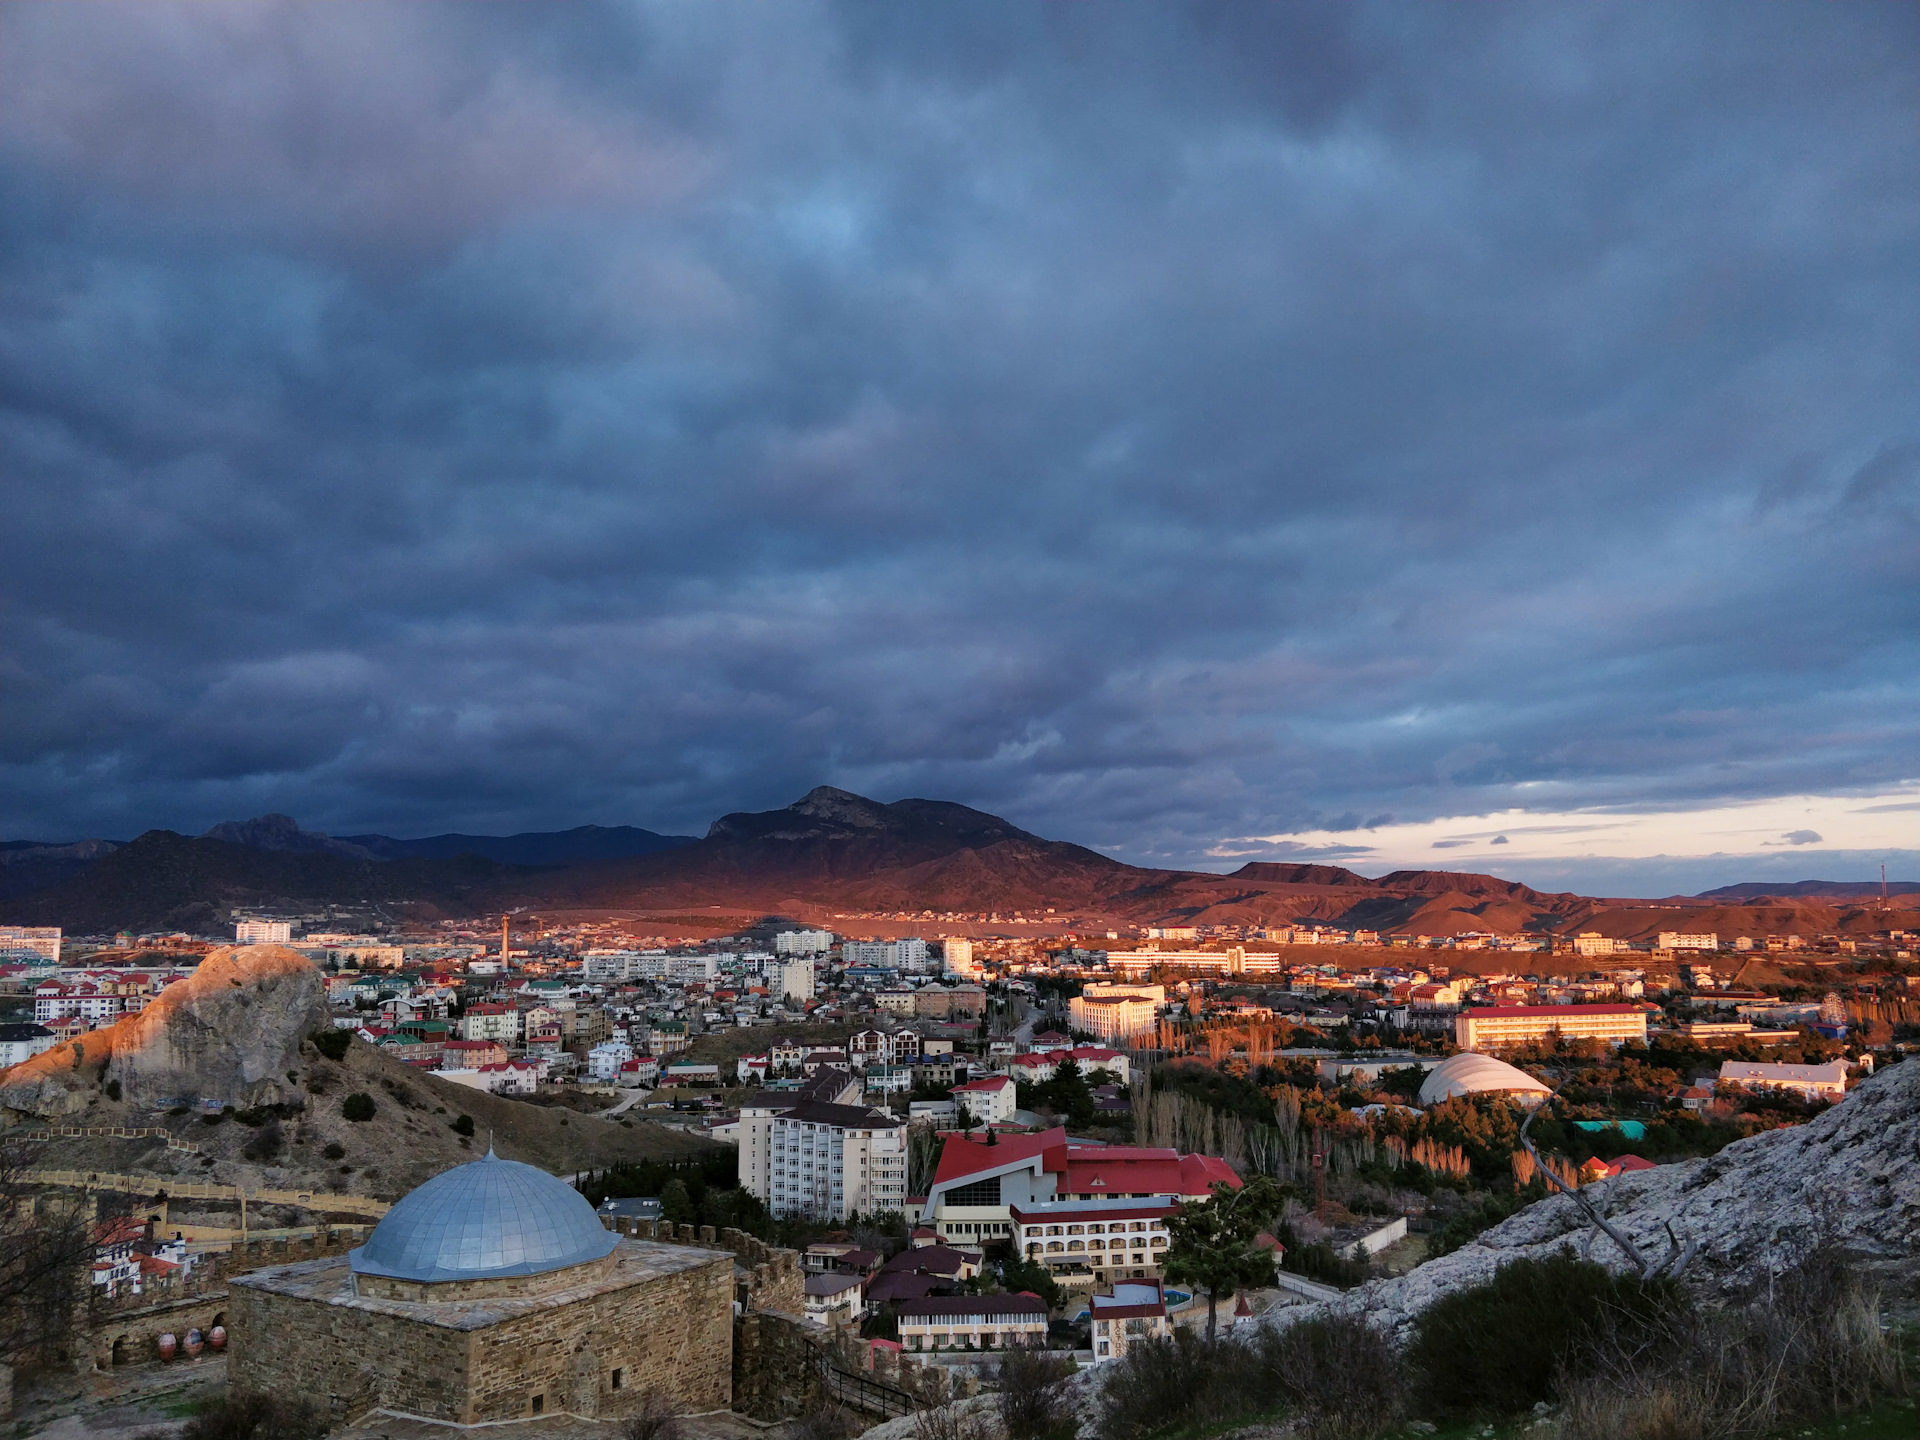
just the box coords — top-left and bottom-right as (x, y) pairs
(1418, 1052), (1552, 1107)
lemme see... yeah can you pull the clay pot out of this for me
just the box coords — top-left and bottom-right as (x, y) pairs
(184, 1328), (203, 1358)
(157, 1332), (177, 1361)
(208, 1325), (227, 1352)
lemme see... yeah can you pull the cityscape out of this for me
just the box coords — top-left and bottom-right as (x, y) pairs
(1, 5), (1915, 1440)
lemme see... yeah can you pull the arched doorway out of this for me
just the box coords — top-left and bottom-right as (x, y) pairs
(111, 1335), (130, 1367)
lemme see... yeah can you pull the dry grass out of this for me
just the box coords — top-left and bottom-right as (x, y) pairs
(1553, 1245), (1905, 1440)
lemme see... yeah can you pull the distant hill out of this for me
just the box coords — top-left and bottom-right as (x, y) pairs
(1695, 879), (1920, 901)
(0, 837), (123, 900)
(338, 822), (695, 865)
(6, 786), (1912, 938)
(0, 830), (521, 934)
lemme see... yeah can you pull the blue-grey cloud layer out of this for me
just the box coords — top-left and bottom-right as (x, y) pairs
(1, 2), (1916, 887)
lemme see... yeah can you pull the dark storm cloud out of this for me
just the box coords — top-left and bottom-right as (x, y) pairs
(1, 1), (1916, 884)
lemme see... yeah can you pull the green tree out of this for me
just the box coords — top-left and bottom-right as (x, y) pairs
(1161, 1176), (1287, 1341)
(659, 1177), (695, 1226)
(341, 1092), (376, 1122)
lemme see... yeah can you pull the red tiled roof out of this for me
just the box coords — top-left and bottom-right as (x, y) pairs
(932, 1127), (1067, 1186)
(1059, 1148), (1239, 1198)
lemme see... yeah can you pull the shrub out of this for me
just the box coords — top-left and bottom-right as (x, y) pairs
(341, 1092), (377, 1123)
(309, 1028), (352, 1062)
(1410, 1250), (1684, 1417)
(104, 1078), (122, 1102)
(240, 1121), (284, 1163)
(997, 1346), (1076, 1440)
(322, 1142), (345, 1160)
(1253, 1312), (1407, 1440)
(617, 1389), (683, 1440)
(1097, 1315), (1404, 1440)
(914, 1401), (994, 1440)
(452, 1114), (475, 1137)
(175, 1391), (327, 1440)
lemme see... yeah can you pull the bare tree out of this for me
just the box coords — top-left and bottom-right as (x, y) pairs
(0, 1143), (95, 1368)
(1518, 1086), (1697, 1282)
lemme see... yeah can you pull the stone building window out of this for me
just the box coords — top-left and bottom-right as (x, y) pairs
(530, 1395), (545, 1416)
(611, 1368), (625, 1390)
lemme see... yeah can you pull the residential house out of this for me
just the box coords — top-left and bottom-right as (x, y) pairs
(1011, 1198), (1176, 1288)
(897, 1295), (1047, 1352)
(1090, 1281), (1171, 1364)
(804, 1273), (867, 1329)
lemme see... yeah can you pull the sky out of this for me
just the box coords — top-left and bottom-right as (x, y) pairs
(1, 2), (1917, 896)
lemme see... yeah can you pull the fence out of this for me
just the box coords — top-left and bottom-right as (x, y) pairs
(21, 1126), (203, 1156)
(21, 1170), (392, 1218)
(817, 1353), (919, 1418)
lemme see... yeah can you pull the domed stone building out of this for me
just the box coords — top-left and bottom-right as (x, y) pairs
(228, 1151), (733, 1426)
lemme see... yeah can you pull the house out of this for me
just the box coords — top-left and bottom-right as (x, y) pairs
(1068, 1047), (1129, 1083)
(802, 1048), (852, 1076)
(1011, 1198), (1177, 1288)
(1029, 1031), (1074, 1053)
(1090, 1281), (1170, 1364)
(898, 1294), (1048, 1352)
(737, 1053), (770, 1084)
(618, 1056), (659, 1088)
(1006, 1053), (1057, 1083)
(440, 1037), (509, 1070)
(585, 1040), (636, 1082)
(660, 1062), (722, 1087)
(0, 1021), (56, 1067)
(864, 1242), (983, 1306)
(804, 1272), (866, 1329)
(1718, 1059), (1849, 1103)
(951, 1075), (1017, 1126)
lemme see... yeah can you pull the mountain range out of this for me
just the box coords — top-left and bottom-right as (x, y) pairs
(3, 787), (1914, 940)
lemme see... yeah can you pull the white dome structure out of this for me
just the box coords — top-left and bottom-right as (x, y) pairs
(1418, 1052), (1552, 1107)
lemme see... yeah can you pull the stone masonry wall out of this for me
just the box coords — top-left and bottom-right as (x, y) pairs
(227, 1280), (470, 1425)
(604, 1217), (805, 1315)
(228, 1251), (733, 1427)
(465, 1253), (733, 1424)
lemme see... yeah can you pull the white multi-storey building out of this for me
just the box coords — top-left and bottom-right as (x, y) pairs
(942, 938), (977, 977)
(1453, 1004), (1649, 1050)
(779, 960), (816, 1003)
(738, 1074), (908, 1221)
(1069, 994), (1159, 1044)
(1658, 932), (1720, 951)
(0, 927), (61, 963)
(774, 929), (836, 956)
(843, 939), (932, 972)
(459, 1003), (523, 1044)
(235, 920), (292, 945)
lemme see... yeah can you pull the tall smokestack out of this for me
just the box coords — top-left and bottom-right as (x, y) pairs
(501, 915), (510, 960)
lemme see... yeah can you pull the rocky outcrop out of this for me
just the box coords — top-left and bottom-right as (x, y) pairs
(107, 945), (330, 1109)
(0, 945), (330, 1118)
(1336, 1058), (1920, 1335)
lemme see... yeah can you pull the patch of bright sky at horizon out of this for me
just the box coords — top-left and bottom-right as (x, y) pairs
(1216, 786), (1920, 875)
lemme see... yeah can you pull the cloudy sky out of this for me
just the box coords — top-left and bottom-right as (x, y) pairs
(2, 2), (1916, 895)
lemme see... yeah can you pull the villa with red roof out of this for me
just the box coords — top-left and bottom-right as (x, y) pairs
(921, 1127), (1240, 1244)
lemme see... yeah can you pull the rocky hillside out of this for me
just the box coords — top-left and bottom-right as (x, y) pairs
(0, 945), (329, 1117)
(1344, 1058), (1919, 1335)
(0, 945), (713, 1197)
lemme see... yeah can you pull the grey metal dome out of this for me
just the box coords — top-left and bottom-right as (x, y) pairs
(349, 1150), (620, 1283)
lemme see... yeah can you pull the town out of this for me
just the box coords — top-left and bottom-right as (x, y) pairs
(0, 897), (1910, 1435)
